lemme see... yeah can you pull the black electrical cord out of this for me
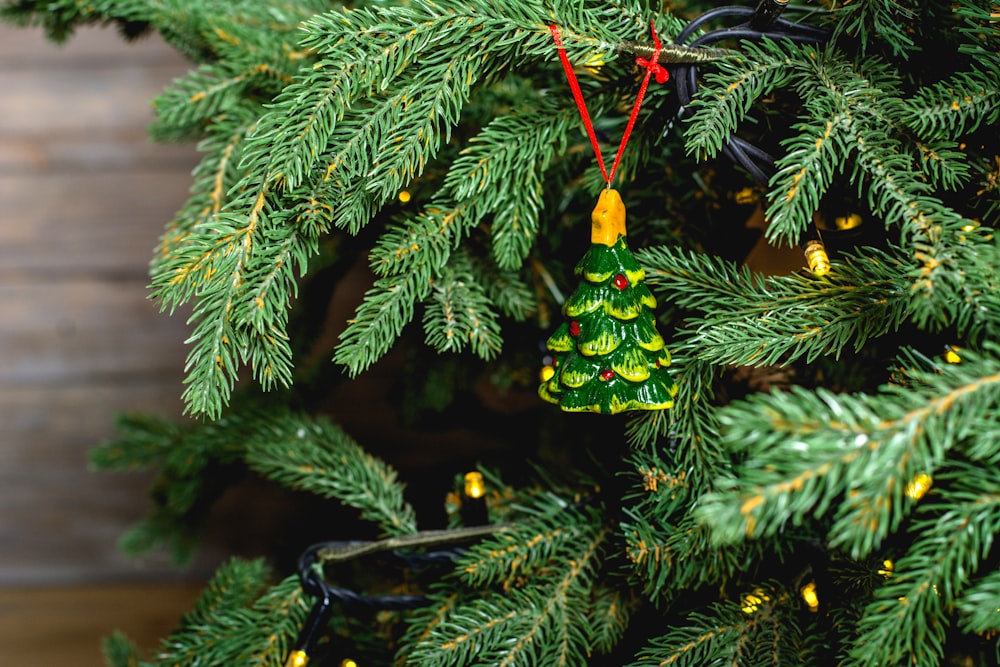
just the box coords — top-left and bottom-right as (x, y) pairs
(672, 2), (832, 185)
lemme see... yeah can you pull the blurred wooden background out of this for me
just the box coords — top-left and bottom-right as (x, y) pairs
(0, 23), (211, 665)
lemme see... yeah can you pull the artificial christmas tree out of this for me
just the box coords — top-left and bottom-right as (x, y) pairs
(4, 0), (999, 665)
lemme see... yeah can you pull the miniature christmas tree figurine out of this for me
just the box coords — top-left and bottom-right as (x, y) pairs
(539, 189), (677, 414)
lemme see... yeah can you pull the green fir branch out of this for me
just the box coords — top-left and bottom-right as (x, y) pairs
(848, 464), (1000, 666)
(143, 567), (308, 667)
(586, 586), (634, 655)
(629, 589), (803, 667)
(406, 514), (610, 667)
(150, 108), (259, 281)
(422, 253), (503, 360)
(639, 245), (908, 368)
(698, 344), (1000, 558)
(333, 271), (431, 377)
(244, 411), (418, 536)
(829, 0), (919, 57)
(956, 569), (1000, 635)
(457, 504), (601, 588)
(897, 64), (1000, 140)
(683, 40), (799, 160)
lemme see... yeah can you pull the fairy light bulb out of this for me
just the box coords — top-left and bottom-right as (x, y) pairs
(462, 471), (488, 525)
(945, 345), (962, 364)
(833, 213), (863, 230)
(905, 473), (932, 500)
(286, 650), (310, 667)
(878, 559), (894, 578)
(803, 239), (831, 276)
(800, 581), (820, 612)
(464, 471), (486, 499)
(341, 660), (358, 667)
(397, 190), (411, 203)
(741, 589), (769, 614)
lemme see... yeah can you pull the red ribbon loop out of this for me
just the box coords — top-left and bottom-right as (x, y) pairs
(550, 22), (667, 186)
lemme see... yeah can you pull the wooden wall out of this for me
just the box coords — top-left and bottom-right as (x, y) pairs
(0, 24), (207, 585)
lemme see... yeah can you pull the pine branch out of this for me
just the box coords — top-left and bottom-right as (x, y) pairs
(142, 567), (308, 667)
(896, 62), (1000, 140)
(683, 39), (799, 160)
(101, 631), (139, 667)
(848, 464), (1000, 666)
(333, 271), (431, 378)
(474, 255), (537, 321)
(698, 344), (1000, 558)
(149, 63), (289, 142)
(829, 0), (919, 57)
(422, 252), (503, 360)
(586, 586), (634, 655)
(457, 503), (600, 588)
(244, 411), (418, 537)
(639, 245), (908, 368)
(956, 569), (1000, 635)
(151, 108), (258, 282)
(629, 589), (804, 667)
(763, 48), (896, 245)
(402, 496), (610, 666)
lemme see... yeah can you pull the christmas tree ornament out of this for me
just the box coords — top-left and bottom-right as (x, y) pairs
(539, 189), (677, 413)
(539, 24), (677, 414)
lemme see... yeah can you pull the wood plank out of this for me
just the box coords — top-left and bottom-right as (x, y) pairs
(0, 21), (209, 587)
(0, 280), (190, 384)
(0, 62), (191, 137)
(0, 583), (206, 667)
(0, 171), (196, 277)
(0, 470), (184, 584)
(0, 133), (200, 174)
(0, 23), (184, 64)
(0, 383), (185, 470)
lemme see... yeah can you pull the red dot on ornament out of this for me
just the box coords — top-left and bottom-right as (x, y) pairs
(613, 274), (629, 290)
(569, 321), (581, 337)
(600, 369), (615, 380)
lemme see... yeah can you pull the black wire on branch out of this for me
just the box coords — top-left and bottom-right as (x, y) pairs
(672, 1), (831, 185)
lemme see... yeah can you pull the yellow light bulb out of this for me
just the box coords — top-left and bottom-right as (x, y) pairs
(803, 240), (830, 276)
(540, 365), (555, 382)
(833, 213), (863, 230)
(905, 473), (932, 500)
(944, 345), (962, 364)
(286, 650), (309, 667)
(800, 581), (819, 612)
(464, 471), (486, 499)
(583, 52), (606, 75)
(878, 559), (894, 578)
(398, 190), (411, 203)
(741, 590), (769, 614)
(341, 660), (358, 667)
